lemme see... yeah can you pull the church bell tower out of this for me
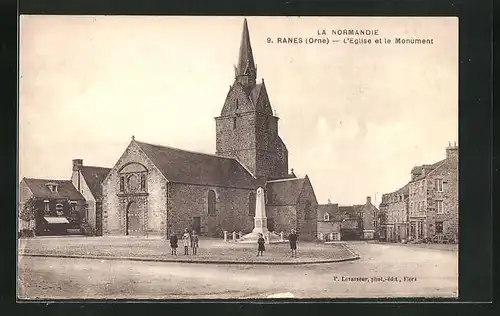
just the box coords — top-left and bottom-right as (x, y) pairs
(215, 18), (289, 181)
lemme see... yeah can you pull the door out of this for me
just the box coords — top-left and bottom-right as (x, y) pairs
(126, 201), (142, 236)
(192, 217), (201, 234)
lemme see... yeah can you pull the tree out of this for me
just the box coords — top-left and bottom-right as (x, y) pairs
(20, 196), (37, 232)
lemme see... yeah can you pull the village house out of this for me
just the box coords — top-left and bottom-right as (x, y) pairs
(378, 184), (409, 242)
(316, 201), (342, 241)
(316, 197), (378, 241)
(100, 19), (319, 240)
(379, 143), (459, 243)
(71, 159), (111, 236)
(19, 178), (86, 235)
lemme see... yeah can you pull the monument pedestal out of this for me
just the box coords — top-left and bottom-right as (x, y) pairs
(239, 187), (286, 244)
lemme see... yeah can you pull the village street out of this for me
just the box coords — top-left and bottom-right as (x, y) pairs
(18, 241), (458, 299)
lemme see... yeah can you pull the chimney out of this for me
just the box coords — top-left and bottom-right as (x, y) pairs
(72, 159), (83, 171)
(366, 196), (371, 205)
(446, 141), (458, 161)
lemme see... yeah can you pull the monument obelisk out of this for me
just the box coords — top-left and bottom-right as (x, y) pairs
(239, 187), (284, 243)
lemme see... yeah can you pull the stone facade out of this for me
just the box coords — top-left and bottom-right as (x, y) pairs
(166, 182), (255, 237)
(102, 141), (168, 237)
(379, 185), (409, 242)
(380, 143), (459, 243)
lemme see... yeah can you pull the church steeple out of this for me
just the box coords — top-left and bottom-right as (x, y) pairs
(234, 18), (257, 86)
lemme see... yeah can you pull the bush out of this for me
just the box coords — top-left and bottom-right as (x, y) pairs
(19, 229), (34, 238)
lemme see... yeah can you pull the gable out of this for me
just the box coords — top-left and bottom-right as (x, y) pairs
(80, 166), (111, 201)
(220, 83), (255, 116)
(253, 82), (273, 115)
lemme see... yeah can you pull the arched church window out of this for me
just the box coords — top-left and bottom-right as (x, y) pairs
(119, 176), (125, 192)
(304, 200), (312, 220)
(248, 192), (256, 216)
(207, 190), (216, 216)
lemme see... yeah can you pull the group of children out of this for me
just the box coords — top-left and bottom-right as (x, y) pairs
(169, 228), (299, 257)
(169, 228), (199, 255)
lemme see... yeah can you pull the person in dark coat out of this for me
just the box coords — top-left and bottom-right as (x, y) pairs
(257, 233), (265, 256)
(191, 230), (199, 255)
(288, 229), (298, 257)
(169, 232), (178, 255)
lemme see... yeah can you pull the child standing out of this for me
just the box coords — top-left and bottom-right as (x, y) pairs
(288, 229), (298, 258)
(169, 232), (178, 255)
(191, 231), (199, 255)
(182, 228), (191, 255)
(257, 233), (265, 257)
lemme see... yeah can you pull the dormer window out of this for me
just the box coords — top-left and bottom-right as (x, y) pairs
(46, 183), (58, 193)
(324, 213), (330, 221)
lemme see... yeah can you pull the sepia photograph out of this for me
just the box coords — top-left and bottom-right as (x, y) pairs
(18, 15), (458, 300)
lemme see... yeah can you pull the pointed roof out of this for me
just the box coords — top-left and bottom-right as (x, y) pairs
(22, 178), (85, 200)
(134, 140), (256, 189)
(79, 166), (111, 201)
(235, 18), (256, 77)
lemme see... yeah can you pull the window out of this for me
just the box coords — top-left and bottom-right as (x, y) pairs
(207, 190), (216, 216)
(235, 99), (239, 110)
(435, 221), (443, 234)
(119, 176), (125, 192)
(436, 200), (444, 214)
(435, 178), (443, 192)
(140, 174), (146, 190)
(44, 200), (50, 213)
(233, 117), (237, 129)
(248, 192), (256, 216)
(324, 213), (330, 221)
(304, 200), (312, 220)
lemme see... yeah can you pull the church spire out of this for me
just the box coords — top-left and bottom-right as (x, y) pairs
(235, 18), (257, 86)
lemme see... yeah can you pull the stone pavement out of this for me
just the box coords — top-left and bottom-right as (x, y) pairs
(18, 236), (359, 264)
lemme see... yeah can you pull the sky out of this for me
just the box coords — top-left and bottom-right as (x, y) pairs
(19, 16), (458, 206)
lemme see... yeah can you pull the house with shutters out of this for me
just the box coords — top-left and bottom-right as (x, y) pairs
(18, 178), (86, 235)
(100, 19), (319, 240)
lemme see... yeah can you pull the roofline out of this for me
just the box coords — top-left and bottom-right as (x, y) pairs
(20, 177), (35, 197)
(22, 178), (85, 200)
(266, 177), (305, 183)
(234, 157), (257, 179)
(135, 139), (240, 162)
(169, 181), (254, 190)
(80, 165), (112, 171)
(23, 177), (73, 183)
(425, 159), (448, 178)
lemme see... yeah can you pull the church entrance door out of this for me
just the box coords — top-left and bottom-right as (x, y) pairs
(192, 217), (201, 234)
(126, 201), (142, 236)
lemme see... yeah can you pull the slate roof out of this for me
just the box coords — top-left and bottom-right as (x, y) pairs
(80, 166), (111, 201)
(317, 203), (341, 221)
(135, 141), (256, 189)
(265, 178), (306, 206)
(22, 178), (84, 200)
(339, 205), (363, 218)
(411, 159), (446, 181)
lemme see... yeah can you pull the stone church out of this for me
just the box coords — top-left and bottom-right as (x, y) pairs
(102, 19), (319, 239)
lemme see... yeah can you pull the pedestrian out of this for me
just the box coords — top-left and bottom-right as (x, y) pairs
(257, 233), (265, 256)
(288, 229), (298, 257)
(191, 230), (199, 255)
(182, 228), (191, 255)
(169, 231), (178, 256)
